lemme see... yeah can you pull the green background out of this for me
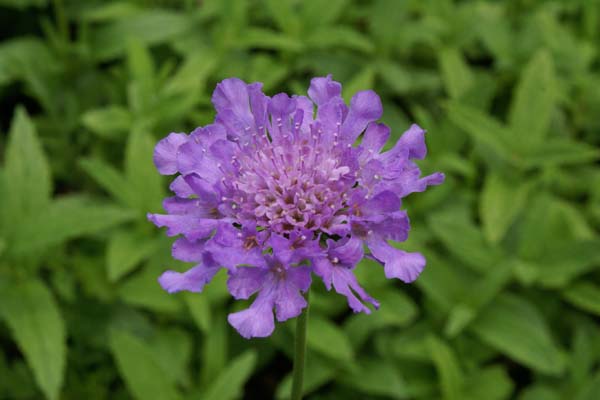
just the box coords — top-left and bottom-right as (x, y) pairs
(1, 0), (600, 399)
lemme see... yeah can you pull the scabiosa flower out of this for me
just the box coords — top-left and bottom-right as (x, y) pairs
(149, 75), (444, 338)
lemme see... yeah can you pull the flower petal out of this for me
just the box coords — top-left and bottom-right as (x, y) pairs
(342, 90), (383, 143)
(153, 132), (187, 175)
(227, 300), (275, 339)
(227, 266), (268, 299)
(307, 75), (342, 106)
(147, 213), (218, 241)
(368, 238), (425, 283)
(399, 124), (427, 160)
(158, 264), (220, 293)
(361, 122), (390, 154)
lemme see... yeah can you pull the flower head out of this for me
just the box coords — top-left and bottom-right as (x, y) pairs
(149, 75), (444, 338)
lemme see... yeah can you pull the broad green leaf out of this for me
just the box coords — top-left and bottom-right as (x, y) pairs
(463, 366), (513, 400)
(202, 350), (257, 400)
(508, 50), (557, 149)
(445, 101), (518, 165)
(470, 294), (565, 375)
(307, 315), (354, 362)
(265, 0), (300, 36)
(439, 48), (474, 99)
(118, 264), (182, 314)
(306, 27), (375, 53)
(0, 280), (65, 400)
(109, 329), (181, 400)
(0, 0), (46, 8)
(522, 139), (600, 169)
(106, 230), (160, 282)
(574, 372), (600, 400)
(127, 40), (156, 113)
(4, 107), (51, 230)
(519, 385), (561, 400)
(377, 61), (411, 94)
(562, 282), (600, 317)
(12, 196), (135, 255)
(275, 354), (337, 399)
(125, 126), (164, 212)
(428, 211), (504, 273)
(427, 335), (463, 400)
(343, 66), (376, 103)
(238, 28), (303, 52)
(417, 253), (468, 312)
(200, 316), (228, 385)
(184, 292), (212, 333)
(151, 328), (192, 388)
(479, 172), (530, 244)
(81, 106), (132, 139)
(301, 0), (348, 27)
(445, 259), (514, 337)
(0, 38), (56, 87)
(345, 289), (417, 347)
(339, 357), (408, 399)
(90, 10), (195, 60)
(79, 158), (136, 208)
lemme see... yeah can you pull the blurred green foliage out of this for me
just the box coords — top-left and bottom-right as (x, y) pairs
(1, 0), (600, 399)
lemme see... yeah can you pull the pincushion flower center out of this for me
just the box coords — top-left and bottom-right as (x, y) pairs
(232, 138), (353, 234)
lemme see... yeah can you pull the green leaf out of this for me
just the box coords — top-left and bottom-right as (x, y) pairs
(109, 329), (181, 400)
(522, 139), (600, 169)
(343, 66), (376, 103)
(90, 10), (195, 60)
(438, 48), (474, 99)
(275, 354), (337, 399)
(574, 372), (600, 400)
(339, 357), (408, 399)
(508, 50), (557, 149)
(445, 260), (514, 337)
(0, 38), (56, 87)
(106, 230), (159, 282)
(79, 157), (135, 208)
(428, 210), (504, 273)
(0, 279), (65, 400)
(307, 314), (354, 362)
(202, 350), (257, 400)
(301, 0), (348, 27)
(470, 294), (565, 375)
(4, 107), (51, 230)
(345, 289), (417, 347)
(562, 282), (600, 316)
(479, 173), (530, 244)
(12, 196), (135, 255)
(519, 385), (561, 400)
(81, 106), (132, 139)
(151, 328), (192, 388)
(463, 366), (513, 400)
(238, 28), (303, 52)
(118, 264), (182, 314)
(427, 335), (463, 400)
(306, 27), (375, 53)
(127, 40), (156, 113)
(0, 0), (46, 8)
(265, 0), (300, 36)
(184, 292), (212, 334)
(200, 317), (228, 385)
(445, 101), (518, 165)
(125, 126), (164, 212)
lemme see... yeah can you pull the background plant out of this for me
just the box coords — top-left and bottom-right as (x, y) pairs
(1, 0), (600, 399)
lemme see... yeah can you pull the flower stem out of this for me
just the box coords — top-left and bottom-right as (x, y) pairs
(290, 290), (310, 400)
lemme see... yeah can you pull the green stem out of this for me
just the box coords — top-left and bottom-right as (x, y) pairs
(290, 290), (310, 400)
(52, 0), (69, 42)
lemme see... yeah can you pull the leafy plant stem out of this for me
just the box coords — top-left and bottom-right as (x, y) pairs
(291, 289), (310, 400)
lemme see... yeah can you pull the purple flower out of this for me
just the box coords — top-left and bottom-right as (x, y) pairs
(149, 75), (444, 338)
